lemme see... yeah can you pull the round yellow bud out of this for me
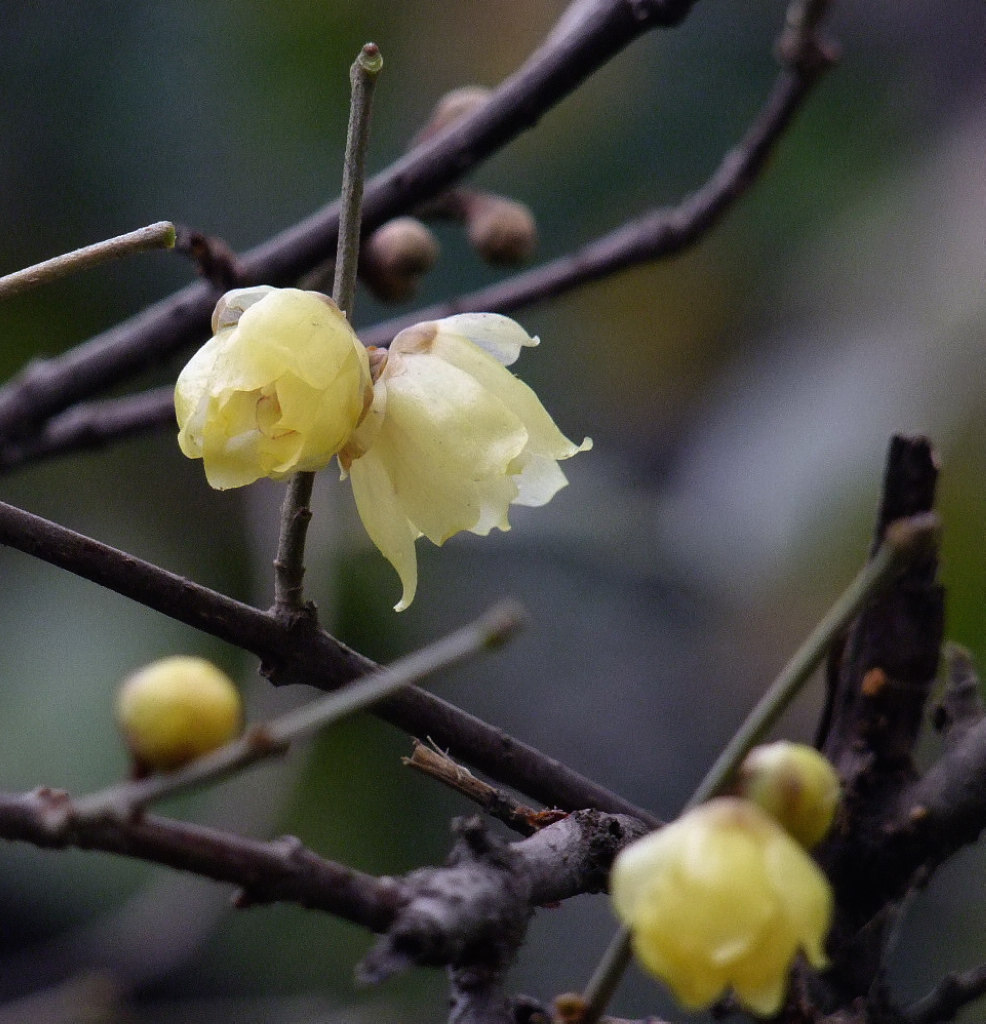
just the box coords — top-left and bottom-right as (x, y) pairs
(610, 798), (832, 1016)
(738, 741), (841, 849)
(115, 657), (242, 772)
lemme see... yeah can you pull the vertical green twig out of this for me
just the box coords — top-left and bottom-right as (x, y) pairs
(577, 514), (938, 1024)
(272, 44), (382, 620)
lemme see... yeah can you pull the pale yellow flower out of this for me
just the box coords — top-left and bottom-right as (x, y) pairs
(116, 656), (242, 772)
(176, 286), (371, 489)
(340, 314), (591, 610)
(610, 797), (832, 1016)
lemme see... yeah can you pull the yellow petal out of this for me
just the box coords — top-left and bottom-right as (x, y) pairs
(374, 351), (528, 543)
(420, 312), (540, 366)
(348, 447), (421, 612)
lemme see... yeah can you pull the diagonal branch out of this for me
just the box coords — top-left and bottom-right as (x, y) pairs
(0, 788), (400, 931)
(0, 25), (833, 474)
(0, 497), (658, 824)
(0, 0), (697, 444)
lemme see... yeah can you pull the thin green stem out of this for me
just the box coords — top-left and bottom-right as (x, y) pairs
(577, 513), (939, 1024)
(271, 44), (381, 618)
(73, 600), (523, 823)
(0, 222), (175, 301)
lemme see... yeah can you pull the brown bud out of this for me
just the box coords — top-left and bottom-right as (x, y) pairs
(467, 195), (537, 265)
(417, 86), (493, 142)
(361, 217), (440, 303)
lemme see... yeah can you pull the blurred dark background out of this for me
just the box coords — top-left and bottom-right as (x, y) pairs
(1, 2), (985, 1021)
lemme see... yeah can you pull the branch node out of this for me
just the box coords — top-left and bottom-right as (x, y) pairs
(173, 226), (244, 291)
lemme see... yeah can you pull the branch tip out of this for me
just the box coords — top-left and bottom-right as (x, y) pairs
(358, 42), (384, 76)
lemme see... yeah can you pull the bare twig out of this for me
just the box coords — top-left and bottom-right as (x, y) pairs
(0, 222), (176, 302)
(0, 792), (644, 969)
(404, 740), (567, 836)
(0, 789), (400, 930)
(0, 497), (656, 822)
(903, 963), (986, 1024)
(361, 48), (834, 350)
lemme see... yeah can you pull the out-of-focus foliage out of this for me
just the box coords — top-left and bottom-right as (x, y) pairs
(1, 1), (985, 1020)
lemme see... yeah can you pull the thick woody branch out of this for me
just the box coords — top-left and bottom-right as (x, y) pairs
(0, 0), (696, 444)
(814, 436), (945, 1005)
(0, 793), (645, 982)
(0, 29), (835, 474)
(0, 498), (657, 823)
(359, 813), (647, 983)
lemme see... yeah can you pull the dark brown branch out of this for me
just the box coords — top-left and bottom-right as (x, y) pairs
(903, 963), (986, 1024)
(359, 813), (646, 983)
(404, 740), (569, 836)
(0, 788), (400, 931)
(0, 498), (658, 824)
(814, 436), (945, 1005)
(0, 388), (176, 471)
(0, 793), (645, 987)
(361, 53), (833, 350)
(820, 436), (943, 778)
(878, 710), (986, 903)
(0, 0), (696, 444)
(0, 36), (834, 475)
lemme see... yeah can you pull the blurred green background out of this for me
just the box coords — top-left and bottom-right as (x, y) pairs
(1, 1), (985, 1021)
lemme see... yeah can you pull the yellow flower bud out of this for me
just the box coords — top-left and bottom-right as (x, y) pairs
(610, 797), (832, 1016)
(340, 314), (591, 611)
(175, 286), (371, 489)
(737, 741), (841, 849)
(115, 656), (243, 772)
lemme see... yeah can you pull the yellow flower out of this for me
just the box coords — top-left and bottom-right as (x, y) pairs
(340, 314), (591, 610)
(738, 742), (841, 849)
(610, 797), (832, 1016)
(115, 656), (243, 772)
(175, 287), (371, 489)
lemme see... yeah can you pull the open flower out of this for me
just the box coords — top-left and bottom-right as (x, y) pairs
(610, 797), (832, 1016)
(340, 314), (591, 610)
(176, 286), (371, 489)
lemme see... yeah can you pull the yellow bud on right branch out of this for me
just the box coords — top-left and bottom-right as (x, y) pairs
(737, 741), (842, 849)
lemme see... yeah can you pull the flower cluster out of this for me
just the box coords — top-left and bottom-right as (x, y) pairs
(175, 287), (371, 489)
(175, 288), (590, 609)
(610, 796), (833, 1016)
